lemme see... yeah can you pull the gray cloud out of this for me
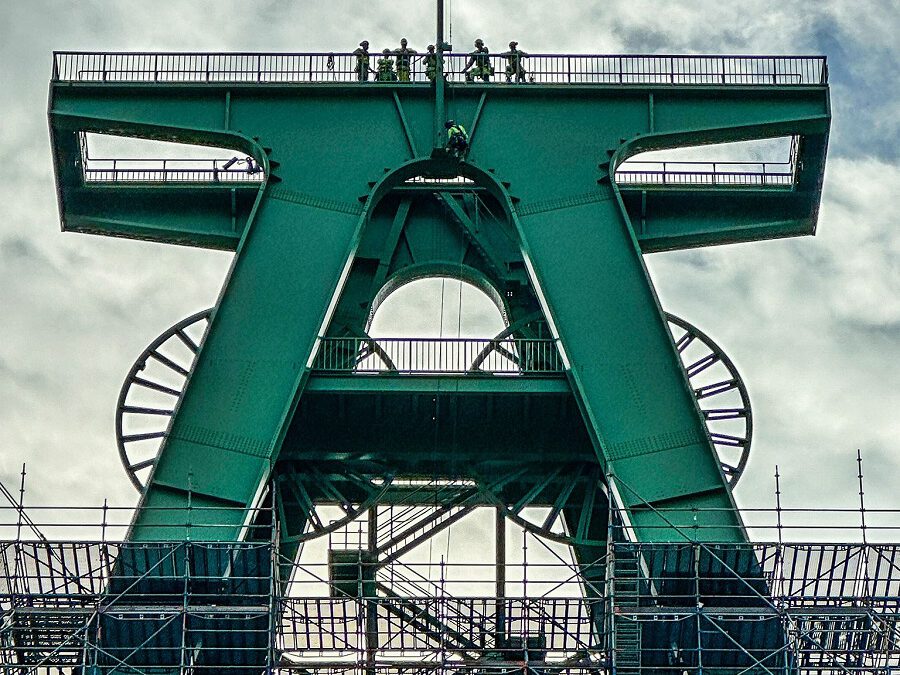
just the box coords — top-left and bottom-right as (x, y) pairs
(0, 0), (897, 530)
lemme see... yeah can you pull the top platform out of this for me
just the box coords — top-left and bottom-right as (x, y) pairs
(52, 51), (828, 86)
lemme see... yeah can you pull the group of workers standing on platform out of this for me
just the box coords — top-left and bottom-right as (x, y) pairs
(353, 39), (528, 83)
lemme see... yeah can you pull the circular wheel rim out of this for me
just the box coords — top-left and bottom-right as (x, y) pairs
(473, 313), (752, 487)
(276, 466), (393, 543)
(665, 312), (752, 486)
(116, 309), (211, 491)
(483, 462), (608, 547)
(118, 310), (398, 493)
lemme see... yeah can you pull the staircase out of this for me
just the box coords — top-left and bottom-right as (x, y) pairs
(612, 545), (643, 675)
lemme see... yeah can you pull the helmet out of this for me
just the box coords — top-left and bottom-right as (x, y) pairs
(428, 44), (435, 50)
(400, 38), (408, 46)
(383, 49), (391, 55)
(360, 41), (369, 48)
(445, 120), (456, 129)
(509, 41), (518, 48)
(474, 39), (484, 47)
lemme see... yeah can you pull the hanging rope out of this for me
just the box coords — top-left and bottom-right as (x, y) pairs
(438, 277), (446, 337)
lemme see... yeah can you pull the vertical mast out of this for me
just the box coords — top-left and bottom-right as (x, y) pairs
(434, 0), (446, 150)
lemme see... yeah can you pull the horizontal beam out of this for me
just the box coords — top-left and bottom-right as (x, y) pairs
(305, 373), (570, 394)
(52, 51), (827, 86)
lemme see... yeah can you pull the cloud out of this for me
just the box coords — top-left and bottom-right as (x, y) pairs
(0, 0), (897, 533)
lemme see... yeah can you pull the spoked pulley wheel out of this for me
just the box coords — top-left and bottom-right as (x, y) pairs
(468, 313), (555, 374)
(484, 462), (608, 547)
(470, 312), (752, 486)
(275, 463), (393, 543)
(666, 312), (752, 486)
(116, 309), (212, 491)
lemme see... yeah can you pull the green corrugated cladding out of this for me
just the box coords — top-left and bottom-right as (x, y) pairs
(49, 78), (829, 544)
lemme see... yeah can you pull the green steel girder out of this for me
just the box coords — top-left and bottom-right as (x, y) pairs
(51, 85), (828, 253)
(48, 77), (829, 544)
(327, 188), (539, 340)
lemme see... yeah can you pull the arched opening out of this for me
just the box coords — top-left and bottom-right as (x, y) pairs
(368, 276), (506, 339)
(363, 276), (512, 374)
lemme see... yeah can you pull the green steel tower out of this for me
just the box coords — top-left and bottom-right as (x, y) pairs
(23, 10), (853, 672)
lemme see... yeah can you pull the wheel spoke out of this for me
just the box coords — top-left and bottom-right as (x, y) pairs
(131, 377), (182, 397)
(121, 405), (174, 416)
(703, 407), (747, 421)
(710, 432), (747, 447)
(174, 328), (200, 353)
(148, 349), (190, 377)
(121, 431), (166, 443)
(675, 333), (696, 353)
(694, 379), (738, 399)
(484, 462), (608, 547)
(129, 458), (156, 472)
(117, 309), (212, 492)
(666, 313), (752, 488)
(686, 352), (720, 378)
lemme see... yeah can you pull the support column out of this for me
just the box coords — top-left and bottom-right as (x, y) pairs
(495, 506), (506, 646)
(514, 190), (744, 542)
(131, 191), (365, 541)
(365, 508), (380, 675)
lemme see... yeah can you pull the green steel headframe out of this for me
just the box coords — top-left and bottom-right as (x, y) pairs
(48, 40), (829, 550)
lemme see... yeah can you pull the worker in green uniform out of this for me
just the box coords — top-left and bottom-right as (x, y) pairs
(394, 38), (417, 82)
(423, 44), (438, 82)
(353, 41), (372, 82)
(461, 39), (493, 83)
(376, 49), (397, 82)
(445, 120), (469, 160)
(502, 41), (528, 83)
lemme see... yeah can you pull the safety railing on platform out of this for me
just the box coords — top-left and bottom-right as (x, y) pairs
(3, 540), (899, 673)
(82, 157), (265, 184)
(3, 502), (900, 542)
(79, 157), (798, 188)
(53, 51), (828, 85)
(312, 336), (565, 375)
(607, 541), (900, 673)
(616, 159), (795, 187)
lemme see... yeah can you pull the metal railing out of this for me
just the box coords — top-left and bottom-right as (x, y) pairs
(312, 336), (565, 375)
(82, 157), (265, 184)
(3, 539), (899, 673)
(616, 159), (795, 187)
(79, 157), (796, 188)
(53, 51), (827, 85)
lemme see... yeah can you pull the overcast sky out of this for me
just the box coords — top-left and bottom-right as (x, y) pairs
(0, 1), (897, 540)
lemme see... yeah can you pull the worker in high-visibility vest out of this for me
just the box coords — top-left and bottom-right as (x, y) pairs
(424, 45), (437, 82)
(376, 49), (398, 82)
(502, 41), (528, 83)
(445, 120), (469, 160)
(353, 41), (372, 82)
(394, 38), (417, 82)
(462, 39), (493, 82)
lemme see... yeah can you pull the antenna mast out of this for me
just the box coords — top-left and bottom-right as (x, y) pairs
(434, 0), (449, 150)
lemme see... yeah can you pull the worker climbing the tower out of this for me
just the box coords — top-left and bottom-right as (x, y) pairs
(461, 39), (493, 82)
(376, 49), (398, 82)
(353, 41), (372, 82)
(394, 38), (417, 82)
(445, 120), (469, 161)
(501, 41), (528, 83)
(424, 44), (438, 82)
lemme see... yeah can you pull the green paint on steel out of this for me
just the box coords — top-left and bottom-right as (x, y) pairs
(48, 53), (829, 545)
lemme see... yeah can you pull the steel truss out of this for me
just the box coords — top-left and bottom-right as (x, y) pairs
(2, 508), (900, 674)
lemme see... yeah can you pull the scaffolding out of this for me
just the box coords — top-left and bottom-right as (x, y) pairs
(1, 496), (899, 675)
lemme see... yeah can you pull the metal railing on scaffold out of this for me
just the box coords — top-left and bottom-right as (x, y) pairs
(53, 51), (827, 86)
